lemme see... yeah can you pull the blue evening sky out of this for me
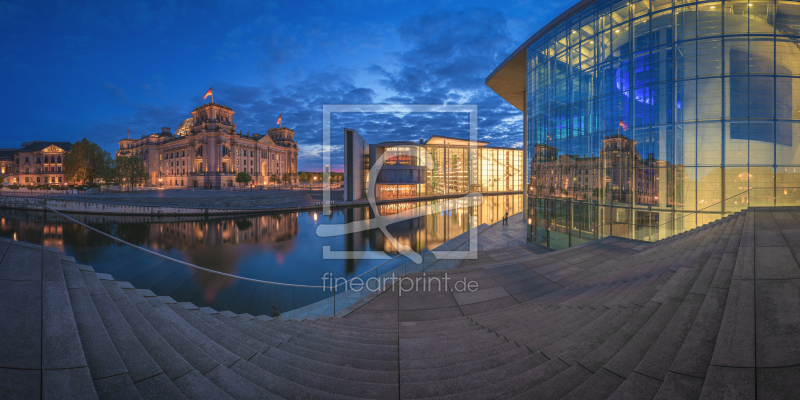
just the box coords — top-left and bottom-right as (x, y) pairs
(0, 0), (571, 171)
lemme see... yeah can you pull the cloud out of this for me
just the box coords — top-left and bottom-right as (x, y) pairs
(103, 82), (129, 103)
(17, 2), (528, 172)
(202, 7), (523, 170)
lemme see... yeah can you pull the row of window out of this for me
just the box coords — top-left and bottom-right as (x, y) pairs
(23, 176), (62, 183)
(17, 155), (62, 164)
(162, 147), (286, 160)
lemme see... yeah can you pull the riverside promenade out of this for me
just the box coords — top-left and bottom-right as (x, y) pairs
(0, 188), (521, 216)
(278, 212), (551, 321)
(0, 189), (315, 215)
(2, 207), (800, 398)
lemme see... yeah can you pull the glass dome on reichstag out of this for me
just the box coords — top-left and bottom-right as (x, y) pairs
(175, 118), (192, 137)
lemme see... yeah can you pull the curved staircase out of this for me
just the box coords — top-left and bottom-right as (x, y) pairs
(1, 207), (797, 398)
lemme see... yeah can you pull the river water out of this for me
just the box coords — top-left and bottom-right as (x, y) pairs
(0, 194), (522, 315)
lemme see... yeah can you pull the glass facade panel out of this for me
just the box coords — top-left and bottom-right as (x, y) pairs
(525, 0), (800, 247)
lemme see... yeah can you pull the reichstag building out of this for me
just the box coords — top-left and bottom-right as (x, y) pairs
(488, 0), (800, 249)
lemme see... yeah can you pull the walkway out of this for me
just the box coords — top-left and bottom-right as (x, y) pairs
(4, 207), (796, 398)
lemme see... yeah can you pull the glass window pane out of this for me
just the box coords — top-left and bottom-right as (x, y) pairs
(749, 121), (775, 165)
(724, 1), (750, 34)
(750, 0), (775, 34)
(749, 76), (774, 119)
(696, 2), (723, 37)
(676, 166), (697, 210)
(776, 38), (800, 76)
(776, 166), (800, 206)
(697, 122), (723, 166)
(696, 39), (722, 76)
(676, 6), (698, 40)
(775, 1), (800, 34)
(724, 38), (749, 75)
(725, 76), (748, 118)
(749, 38), (774, 75)
(725, 121), (750, 165)
(653, 0), (673, 12)
(676, 79), (697, 122)
(677, 41), (697, 79)
(776, 121), (800, 164)
(697, 78), (722, 120)
(725, 165), (751, 201)
(677, 122), (697, 166)
(633, 16), (651, 51)
(750, 166), (774, 206)
(697, 167), (723, 211)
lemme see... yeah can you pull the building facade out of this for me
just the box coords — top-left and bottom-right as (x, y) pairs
(118, 103), (298, 189)
(0, 141), (72, 186)
(488, 0), (800, 249)
(343, 129), (523, 201)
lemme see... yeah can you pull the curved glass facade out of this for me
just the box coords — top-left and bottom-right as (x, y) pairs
(526, 0), (800, 249)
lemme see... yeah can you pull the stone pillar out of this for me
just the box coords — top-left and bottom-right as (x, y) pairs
(255, 144), (260, 180)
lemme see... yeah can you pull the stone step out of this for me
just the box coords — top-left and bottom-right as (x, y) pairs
(249, 352), (398, 399)
(79, 270), (185, 399)
(99, 279), (226, 400)
(181, 305), (271, 354)
(42, 251), (96, 399)
(203, 309), (285, 348)
(611, 214), (745, 399)
(61, 260), (141, 399)
(400, 351), (549, 399)
(265, 345), (396, 384)
(275, 340), (398, 371)
(119, 286), (237, 399)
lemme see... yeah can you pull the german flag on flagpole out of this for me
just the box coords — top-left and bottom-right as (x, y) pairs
(619, 118), (629, 131)
(276, 114), (282, 125)
(204, 87), (213, 102)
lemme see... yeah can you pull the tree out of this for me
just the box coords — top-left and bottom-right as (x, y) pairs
(116, 156), (148, 191)
(281, 173), (291, 186)
(64, 138), (109, 184)
(299, 171), (308, 183)
(322, 171), (330, 185)
(270, 174), (280, 184)
(97, 152), (116, 186)
(235, 172), (252, 186)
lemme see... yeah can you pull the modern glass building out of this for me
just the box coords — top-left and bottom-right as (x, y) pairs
(343, 129), (523, 201)
(487, 0), (800, 249)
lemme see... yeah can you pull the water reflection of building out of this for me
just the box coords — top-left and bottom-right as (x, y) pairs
(344, 131), (523, 201)
(0, 210), (299, 302)
(148, 214), (298, 252)
(341, 195), (524, 263)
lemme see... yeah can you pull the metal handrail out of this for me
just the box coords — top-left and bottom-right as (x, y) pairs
(656, 189), (751, 228)
(40, 203), (408, 290)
